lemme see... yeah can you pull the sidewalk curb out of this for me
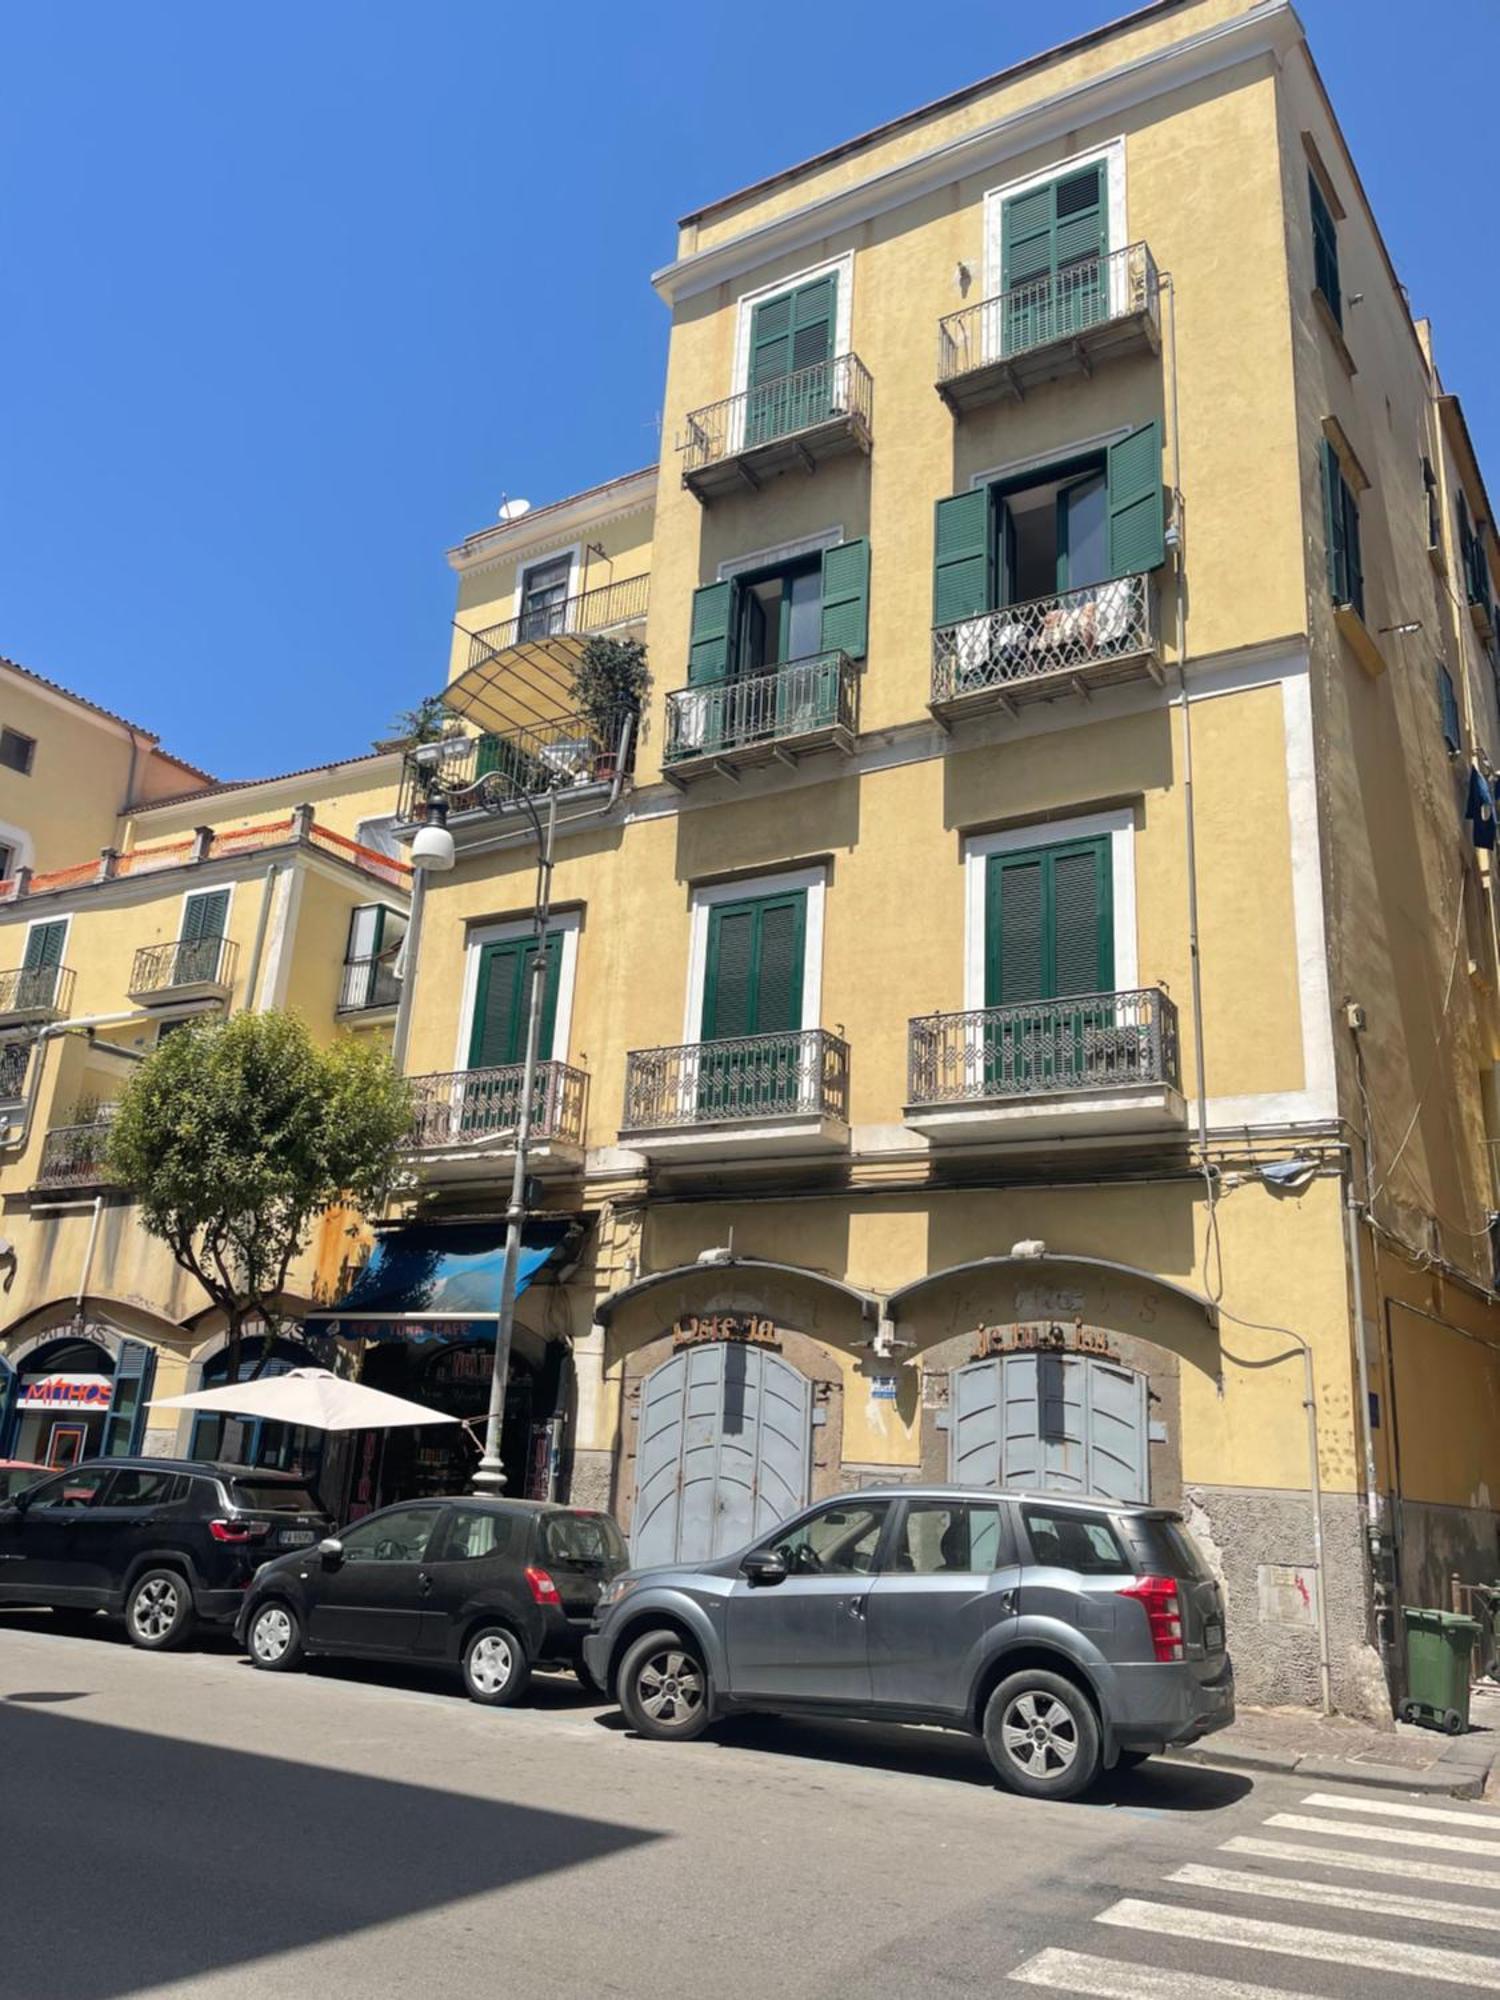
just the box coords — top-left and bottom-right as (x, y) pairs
(1162, 1739), (1498, 1799)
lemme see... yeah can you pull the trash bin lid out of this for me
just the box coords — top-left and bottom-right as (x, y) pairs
(1402, 1606), (1481, 1634)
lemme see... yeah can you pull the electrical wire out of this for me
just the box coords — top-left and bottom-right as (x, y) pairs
(1364, 861), (1469, 1211)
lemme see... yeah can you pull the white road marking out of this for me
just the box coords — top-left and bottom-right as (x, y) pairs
(1171, 1862), (1500, 1933)
(1266, 1811), (1500, 1859)
(1224, 1832), (1500, 1892)
(1097, 1897), (1500, 1986)
(1301, 1790), (1500, 1831)
(1010, 1946), (1315, 1999)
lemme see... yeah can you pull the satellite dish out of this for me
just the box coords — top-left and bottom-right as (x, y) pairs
(497, 498), (531, 522)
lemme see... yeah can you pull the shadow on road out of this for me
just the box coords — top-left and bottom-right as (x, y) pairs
(0, 1703), (660, 2000)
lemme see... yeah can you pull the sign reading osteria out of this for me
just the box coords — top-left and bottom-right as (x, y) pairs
(673, 1315), (778, 1348)
(971, 1321), (1121, 1362)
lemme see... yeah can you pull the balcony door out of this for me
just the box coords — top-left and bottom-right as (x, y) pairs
(179, 888), (229, 984)
(745, 273), (837, 446)
(999, 161), (1108, 355)
(699, 891), (806, 1117)
(21, 919), (66, 1010)
(463, 933), (563, 1140)
(985, 839), (1112, 1093)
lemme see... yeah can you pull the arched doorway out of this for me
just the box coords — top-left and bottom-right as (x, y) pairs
(949, 1351), (1150, 1501)
(631, 1341), (813, 1566)
(0, 1333), (154, 1467)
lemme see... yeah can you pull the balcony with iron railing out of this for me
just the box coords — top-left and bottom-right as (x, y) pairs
(936, 243), (1161, 412)
(931, 573), (1160, 723)
(397, 707), (635, 822)
(35, 1107), (120, 1193)
(662, 652), (859, 788)
(905, 988), (1186, 1144)
(337, 956), (401, 1015)
(460, 572), (650, 677)
(0, 962), (75, 1027)
(621, 1028), (850, 1162)
(403, 1060), (589, 1181)
(681, 353), (873, 504)
(127, 934), (238, 1007)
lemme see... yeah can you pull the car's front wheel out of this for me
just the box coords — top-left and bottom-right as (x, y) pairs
(617, 1628), (712, 1741)
(247, 1600), (305, 1673)
(124, 1569), (194, 1652)
(983, 1669), (1101, 1801)
(462, 1624), (531, 1706)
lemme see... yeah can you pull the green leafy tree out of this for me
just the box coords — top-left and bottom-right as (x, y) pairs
(106, 1012), (412, 1385)
(374, 693), (449, 752)
(572, 635), (650, 744)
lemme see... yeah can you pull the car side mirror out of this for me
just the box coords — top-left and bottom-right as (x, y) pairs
(742, 1551), (788, 1588)
(318, 1537), (344, 1565)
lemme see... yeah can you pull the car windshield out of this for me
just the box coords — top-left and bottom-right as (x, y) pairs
(541, 1512), (626, 1569)
(228, 1480), (320, 1514)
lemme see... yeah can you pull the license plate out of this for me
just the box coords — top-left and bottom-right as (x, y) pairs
(1205, 1619), (1224, 1651)
(278, 1529), (315, 1547)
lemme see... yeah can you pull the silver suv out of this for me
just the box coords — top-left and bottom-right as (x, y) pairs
(584, 1485), (1233, 1800)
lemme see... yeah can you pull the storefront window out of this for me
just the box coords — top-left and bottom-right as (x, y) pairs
(6, 1337), (116, 1466)
(187, 1336), (325, 1483)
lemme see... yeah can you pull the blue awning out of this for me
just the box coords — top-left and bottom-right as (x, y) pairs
(306, 1221), (565, 1339)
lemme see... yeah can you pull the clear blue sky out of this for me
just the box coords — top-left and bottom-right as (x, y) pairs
(1, 2), (1495, 779)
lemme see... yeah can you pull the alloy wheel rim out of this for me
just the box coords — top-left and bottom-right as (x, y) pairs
(637, 1648), (704, 1724)
(470, 1632), (515, 1694)
(1000, 1690), (1079, 1777)
(253, 1607), (292, 1662)
(133, 1577), (181, 1641)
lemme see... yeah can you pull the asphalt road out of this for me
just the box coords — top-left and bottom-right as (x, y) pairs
(4, 1611), (1500, 2000)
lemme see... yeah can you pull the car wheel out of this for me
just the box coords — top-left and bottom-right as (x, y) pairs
(617, 1628), (712, 1741)
(983, 1669), (1101, 1801)
(247, 1600), (305, 1673)
(574, 1656), (603, 1697)
(125, 1569), (195, 1652)
(462, 1624), (531, 1707)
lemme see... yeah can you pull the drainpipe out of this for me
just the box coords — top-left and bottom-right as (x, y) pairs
(76, 1195), (103, 1303)
(240, 860), (279, 1014)
(1295, 1329), (1336, 1717)
(389, 863), (426, 1077)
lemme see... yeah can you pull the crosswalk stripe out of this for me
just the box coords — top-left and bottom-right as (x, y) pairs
(1301, 1791), (1500, 1832)
(1224, 1832), (1500, 1892)
(1267, 1811), (1500, 1860)
(1171, 1861), (1500, 1933)
(1010, 1946), (1315, 1999)
(1097, 1896), (1500, 1986)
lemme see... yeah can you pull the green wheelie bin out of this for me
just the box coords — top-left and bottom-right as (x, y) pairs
(1400, 1606), (1480, 1734)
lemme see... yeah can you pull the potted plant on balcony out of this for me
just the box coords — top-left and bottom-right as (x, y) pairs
(572, 635), (650, 782)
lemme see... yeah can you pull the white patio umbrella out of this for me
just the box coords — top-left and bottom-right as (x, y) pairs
(152, 1366), (461, 1433)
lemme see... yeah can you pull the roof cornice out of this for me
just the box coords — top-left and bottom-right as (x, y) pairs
(448, 468), (658, 578)
(653, 0), (1300, 305)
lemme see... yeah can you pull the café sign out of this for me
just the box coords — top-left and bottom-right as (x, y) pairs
(672, 1314), (778, 1348)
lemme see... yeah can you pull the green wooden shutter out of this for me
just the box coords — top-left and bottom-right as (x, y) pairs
(1053, 163), (1107, 268)
(22, 920), (66, 972)
(702, 904), (757, 1039)
(819, 539), (869, 659)
(749, 291), (795, 389)
(754, 896), (804, 1034)
(182, 889), (229, 942)
(987, 853), (1047, 1007)
(933, 489), (996, 627)
(1320, 439), (1346, 603)
(701, 893), (806, 1039)
(1308, 172), (1341, 326)
(689, 579), (738, 686)
(788, 274), (836, 374)
(1107, 422), (1165, 577)
(1002, 164), (1107, 348)
(1052, 843), (1113, 995)
(1343, 476), (1364, 620)
(986, 839), (1112, 1005)
(469, 933), (561, 1068)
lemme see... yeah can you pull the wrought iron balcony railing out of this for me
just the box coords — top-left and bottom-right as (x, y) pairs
(682, 353), (874, 479)
(405, 1060), (588, 1153)
(937, 242), (1160, 393)
(664, 652), (858, 768)
(337, 956), (401, 1013)
(907, 988), (1180, 1106)
(622, 1029), (849, 1132)
(931, 573), (1157, 711)
(462, 572), (650, 669)
(129, 934), (238, 996)
(0, 963), (74, 1019)
(398, 706), (635, 821)
(36, 1111), (119, 1192)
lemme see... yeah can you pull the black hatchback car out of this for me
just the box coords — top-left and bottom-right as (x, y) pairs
(236, 1495), (627, 1705)
(0, 1459), (331, 1649)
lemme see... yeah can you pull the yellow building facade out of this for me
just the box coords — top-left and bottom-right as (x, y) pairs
(384, 0), (1500, 1713)
(0, 710), (408, 1477)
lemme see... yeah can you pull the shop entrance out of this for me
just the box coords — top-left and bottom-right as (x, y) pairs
(631, 1341), (812, 1566)
(949, 1351), (1149, 1502)
(187, 1336), (327, 1482)
(0, 1334), (155, 1466)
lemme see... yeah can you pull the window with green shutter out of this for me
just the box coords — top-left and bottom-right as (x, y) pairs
(1319, 438), (1364, 619)
(178, 888), (229, 984)
(984, 837), (1115, 1091)
(699, 890), (807, 1114)
(468, 932), (562, 1070)
(1000, 162), (1108, 352)
(1437, 664), (1462, 754)
(22, 920), (66, 973)
(1308, 171), (1341, 327)
(746, 273), (838, 443)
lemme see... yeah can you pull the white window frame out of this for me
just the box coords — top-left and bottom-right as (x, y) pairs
(684, 864), (827, 1044)
(180, 883), (234, 941)
(513, 545), (581, 633)
(21, 911), (71, 970)
(963, 809), (1137, 1012)
(983, 138), (1127, 306)
(731, 251), (855, 402)
(0, 818), (34, 877)
(455, 909), (582, 1071)
(717, 524), (844, 583)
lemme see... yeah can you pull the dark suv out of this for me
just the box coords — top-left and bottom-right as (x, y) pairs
(585, 1486), (1233, 1800)
(0, 1458), (331, 1650)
